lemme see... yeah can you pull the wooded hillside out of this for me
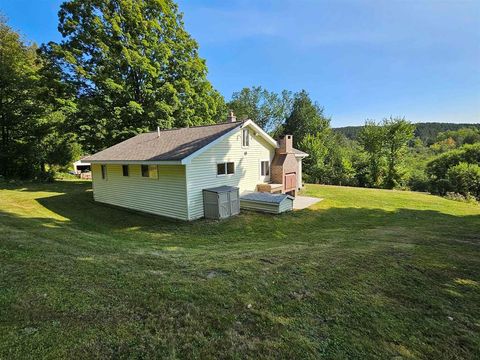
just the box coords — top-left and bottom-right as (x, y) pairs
(335, 123), (480, 144)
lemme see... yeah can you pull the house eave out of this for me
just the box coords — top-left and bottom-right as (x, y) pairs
(180, 125), (243, 164)
(84, 159), (183, 165)
(241, 119), (278, 149)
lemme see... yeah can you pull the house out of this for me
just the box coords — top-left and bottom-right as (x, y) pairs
(82, 112), (308, 220)
(72, 157), (92, 179)
(73, 158), (91, 174)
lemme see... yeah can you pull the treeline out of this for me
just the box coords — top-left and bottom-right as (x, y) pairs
(336, 123), (480, 144)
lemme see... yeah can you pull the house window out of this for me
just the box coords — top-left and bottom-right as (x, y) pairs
(227, 162), (235, 174)
(242, 129), (249, 147)
(141, 164), (158, 178)
(141, 165), (149, 177)
(261, 161), (270, 176)
(217, 162), (235, 176)
(122, 165), (129, 177)
(101, 165), (107, 179)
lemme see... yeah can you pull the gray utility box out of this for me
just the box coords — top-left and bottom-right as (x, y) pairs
(203, 186), (240, 219)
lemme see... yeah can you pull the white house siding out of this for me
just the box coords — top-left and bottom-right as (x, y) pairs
(296, 158), (303, 189)
(91, 163), (188, 220)
(186, 126), (275, 220)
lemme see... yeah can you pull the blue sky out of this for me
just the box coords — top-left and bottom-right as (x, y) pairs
(1, 0), (479, 127)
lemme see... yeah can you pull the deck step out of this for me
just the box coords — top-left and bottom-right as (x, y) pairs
(256, 183), (283, 193)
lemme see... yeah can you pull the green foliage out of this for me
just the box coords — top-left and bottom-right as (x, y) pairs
(358, 121), (386, 187)
(407, 170), (430, 192)
(383, 117), (416, 188)
(283, 90), (330, 148)
(0, 16), (39, 177)
(430, 127), (480, 154)
(51, 0), (226, 152)
(426, 143), (480, 197)
(299, 132), (328, 183)
(335, 122), (480, 144)
(430, 137), (457, 153)
(416, 123), (480, 145)
(299, 130), (357, 185)
(446, 162), (480, 198)
(228, 86), (292, 133)
(426, 143), (480, 181)
(280, 91), (354, 185)
(357, 118), (415, 189)
(0, 16), (78, 179)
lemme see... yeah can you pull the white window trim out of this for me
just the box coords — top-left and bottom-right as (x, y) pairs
(259, 159), (270, 179)
(241, 128), (250, 148)
(141, 164), (159, 179)
(216, 161), (235, 177)
(101, 164), (107, 180)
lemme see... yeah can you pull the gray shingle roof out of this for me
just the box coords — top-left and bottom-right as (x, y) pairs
(83, 121), (244, 162)
(292, 148), (308, 157)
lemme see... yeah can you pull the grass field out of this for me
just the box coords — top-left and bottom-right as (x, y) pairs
(1, 181), (479, 359)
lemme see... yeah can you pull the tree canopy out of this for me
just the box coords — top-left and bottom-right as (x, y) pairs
(0, 16), (79, 179)
(282, 90), (330, 148)
(228, 86), (292, 133)
(49, 0), (225, 152)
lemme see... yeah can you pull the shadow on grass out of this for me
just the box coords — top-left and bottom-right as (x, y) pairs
(1, 180), (479, 250)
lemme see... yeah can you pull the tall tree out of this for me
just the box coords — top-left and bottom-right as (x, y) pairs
(0, 17), (41, 177)
(283, 90), (355, 185)
(0, 16), (78, 178)
(358, 120), (386, 187)
(228, 86), (292, 133)
(383, 117), (415, 188)
(282, 90), (330, 148)
(50, 0), (225, 152)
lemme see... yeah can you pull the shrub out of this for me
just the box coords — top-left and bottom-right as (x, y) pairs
(445, 192), (479, 205)
(426, 143), (480, 196)
(426, 143), (480, 180)
(446, 162), (480, 199)
(407, 170), (430, 192)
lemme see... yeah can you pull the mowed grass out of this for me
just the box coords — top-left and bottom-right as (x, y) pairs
(1, 181), (479, 359)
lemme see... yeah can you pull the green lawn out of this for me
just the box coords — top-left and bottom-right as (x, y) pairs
(1, 181), (479, 359)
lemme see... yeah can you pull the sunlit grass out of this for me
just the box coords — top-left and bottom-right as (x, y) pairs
(0, 181), (479, 359)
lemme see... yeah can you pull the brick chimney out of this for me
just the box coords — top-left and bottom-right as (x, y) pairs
(226, 110), (236, 123)
(278, 135), (293, 154)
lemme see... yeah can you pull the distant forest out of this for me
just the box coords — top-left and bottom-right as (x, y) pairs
(335, 123), (480, 144)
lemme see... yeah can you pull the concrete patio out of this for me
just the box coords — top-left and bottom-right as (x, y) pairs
(293, 196), (322, 210)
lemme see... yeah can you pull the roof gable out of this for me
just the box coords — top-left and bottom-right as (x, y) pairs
(180, 119), (277, 164)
